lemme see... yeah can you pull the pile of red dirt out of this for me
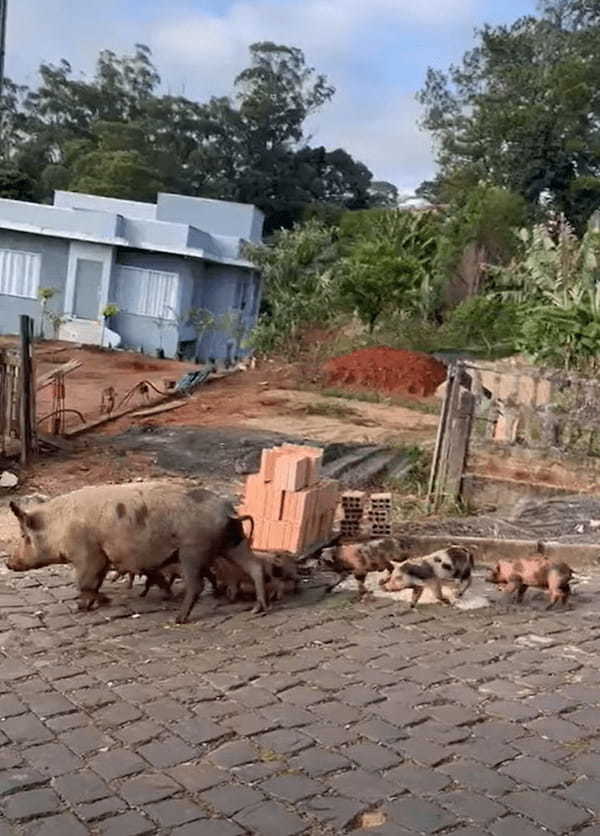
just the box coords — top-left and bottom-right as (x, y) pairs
(324, 346), (447, 397)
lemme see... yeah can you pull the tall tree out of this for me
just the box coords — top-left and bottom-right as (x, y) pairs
(418, 0), (600, 228)
(3, 42), (373, 228)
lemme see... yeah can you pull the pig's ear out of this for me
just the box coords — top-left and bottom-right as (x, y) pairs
(9, 501), (27, 524)
(8, 503), (42, 531)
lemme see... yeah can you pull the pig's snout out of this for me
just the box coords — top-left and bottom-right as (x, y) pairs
(6, 555), (27, 572)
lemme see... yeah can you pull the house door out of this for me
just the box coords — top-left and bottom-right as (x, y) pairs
(73, 259), (103, 320)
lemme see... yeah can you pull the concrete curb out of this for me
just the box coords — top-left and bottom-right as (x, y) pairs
(396, 534), (600, 567)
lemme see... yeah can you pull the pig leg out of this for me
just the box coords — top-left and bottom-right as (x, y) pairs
(75, 548), (111, 611)
(499, 575), (524, 609)
(225, 581), (239, 603)
(429, 578), (452, 606)
(226, 541), (268, 614)
(378, 568), (392, 587)
(140, 570), (173, 600)
(546, 584), (570, 610)
(326, 574), (345, 593)
(456, 576), (472, 598)
(410, 584), (424, 608)
(176, 545), (212, 624)
(355, 573), (369, 598)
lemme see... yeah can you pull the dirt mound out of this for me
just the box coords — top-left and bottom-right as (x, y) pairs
(324, 347), (446, 397)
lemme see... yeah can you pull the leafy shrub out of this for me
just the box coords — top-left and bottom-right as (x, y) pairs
(336, 210), (441, 331)
(491, 216), (600, 371)
(443, 296), (521, 352)
(245, 219), (339, 357)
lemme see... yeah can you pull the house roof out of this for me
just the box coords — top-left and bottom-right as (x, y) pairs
(0, 191), (265, 270)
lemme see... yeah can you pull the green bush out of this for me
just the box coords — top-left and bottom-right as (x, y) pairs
(491, 217), (600, 371)
(245, 219), (339, 358)
(443, 296), (521, 353)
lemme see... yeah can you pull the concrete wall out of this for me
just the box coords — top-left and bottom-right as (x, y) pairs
(0, 198), (122, 240)
(121, 217), (191, 251)
(53, 191), (156, 220)
(109, 253), (258, 361)
(196, 264), (250, 363)
(0, 230), (69, 336)
(156, 193), (264, 242)
(109, 311), (180, 358)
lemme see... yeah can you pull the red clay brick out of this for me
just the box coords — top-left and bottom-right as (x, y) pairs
(244, 474), (268, 519)
(265, 487), (286, 522)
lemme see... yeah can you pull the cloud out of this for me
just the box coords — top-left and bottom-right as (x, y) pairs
(308, 90), (436, 190)
(6, 0), (476, 189)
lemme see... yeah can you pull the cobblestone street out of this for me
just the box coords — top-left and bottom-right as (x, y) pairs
(0, 567), (599, 835)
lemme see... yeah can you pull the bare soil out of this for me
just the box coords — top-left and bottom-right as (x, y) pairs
(0, 340), (442, 554)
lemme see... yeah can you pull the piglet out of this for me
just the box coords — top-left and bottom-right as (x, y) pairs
(321, 538), (396, 597)
(486, 556), (573, 609)
(381, 550), (457, 607)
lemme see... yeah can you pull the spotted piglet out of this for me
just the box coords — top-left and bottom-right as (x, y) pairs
(320, 538), (396, 597)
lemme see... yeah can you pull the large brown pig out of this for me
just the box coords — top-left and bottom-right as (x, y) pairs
(486, 556), (573, 609)
(7, 482), (267, 622)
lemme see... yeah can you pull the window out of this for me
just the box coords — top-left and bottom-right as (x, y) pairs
(0, 249), (41, 298)
(113, 265), (179, 319)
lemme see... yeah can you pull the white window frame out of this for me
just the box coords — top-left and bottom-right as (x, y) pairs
(0, 248), (41, 299)
(113, 265), (180, 320)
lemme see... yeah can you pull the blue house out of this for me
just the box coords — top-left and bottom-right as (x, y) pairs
(0, 191), (264, 362)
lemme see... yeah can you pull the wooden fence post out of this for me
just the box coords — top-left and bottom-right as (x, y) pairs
(19, 314), (37, 465)
(427, 360), (476, 511)
(427, 363), (454, 511)
(444, 387), (476, 503)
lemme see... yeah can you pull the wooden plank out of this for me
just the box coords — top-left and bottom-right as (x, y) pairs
(36, 359), (81, 391)
(63, 397), (168, 437)
(444, 387), (476, 503)
(130, 399), (187, 418)
(426, 364), (453, 510)
(37, 432), (74, 452)
(431, 362), (462, 511)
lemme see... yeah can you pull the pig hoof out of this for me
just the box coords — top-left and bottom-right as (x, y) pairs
(174, 614), (188, 625)
(139, 589), (149, 598)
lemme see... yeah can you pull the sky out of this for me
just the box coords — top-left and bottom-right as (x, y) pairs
(6, 0), (538, 194)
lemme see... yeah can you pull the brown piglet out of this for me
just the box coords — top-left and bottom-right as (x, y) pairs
(486, 556), (573, 609)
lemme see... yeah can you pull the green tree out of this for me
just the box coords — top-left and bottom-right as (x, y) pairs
(245, 219), (338, 355)
(436, 184), (528, 301)
(369, 181), (400, 208)
(337, 210), (441, 332)
(0, 165), (34, 200)
(418, 0), (600, 228)
(3, 42), (372, 229)
(69, 149), (164, 201)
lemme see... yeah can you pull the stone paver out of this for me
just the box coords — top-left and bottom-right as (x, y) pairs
(0, 565), (599, 834)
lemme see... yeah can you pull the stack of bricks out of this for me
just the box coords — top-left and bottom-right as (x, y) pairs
(340, 491), (366, 538)
(240, 444), (339, 554)
(367, 493), (393, 536)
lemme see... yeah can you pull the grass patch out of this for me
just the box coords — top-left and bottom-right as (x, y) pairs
(303, 401), (359, 419)
(314, 387), (441, 416)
